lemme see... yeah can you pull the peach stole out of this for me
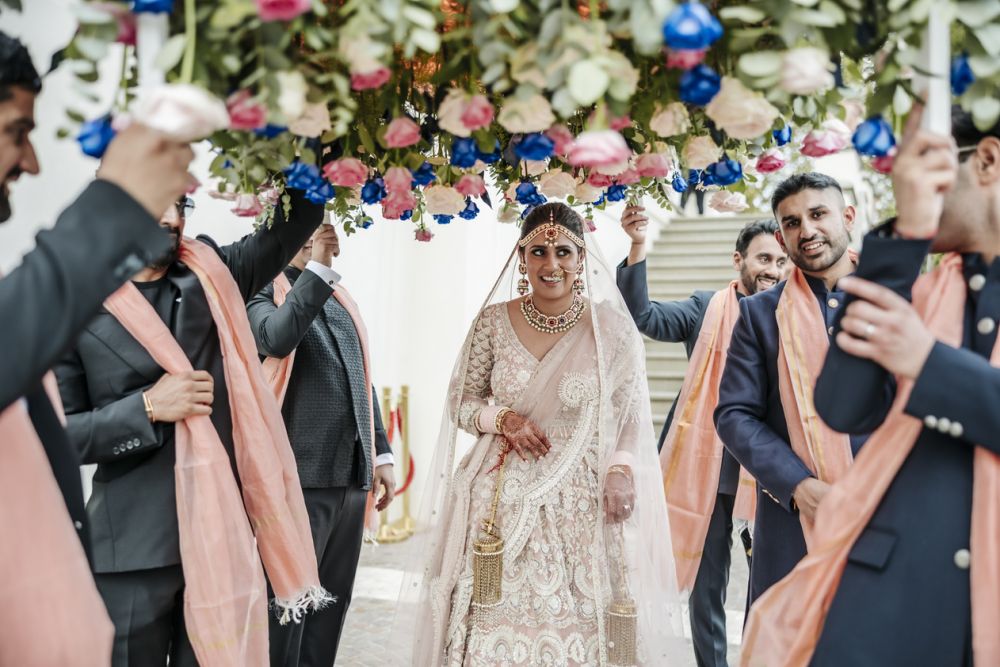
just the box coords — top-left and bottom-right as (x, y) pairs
(103, 239), (324, 666)
(776, 267), (854, 546)
(660, 281), (758, 592)
(741, 254), (1000, 666)
(0, 374), (114, 665)
(262, 272), (379, 533)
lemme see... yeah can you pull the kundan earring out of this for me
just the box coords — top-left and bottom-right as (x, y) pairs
(572, 265), (584, 294)
(517, 262), (529, 296)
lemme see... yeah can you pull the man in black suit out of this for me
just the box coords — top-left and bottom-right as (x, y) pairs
(616, 206), (787, 667)
(713, 173), (888, 606)
(807, 108), (999, 666)
(0, 31), (191, 541)
(247, 223), (396, 666)
(55, 187), (324, 666)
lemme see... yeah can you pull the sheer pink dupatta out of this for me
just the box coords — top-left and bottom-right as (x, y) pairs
(0, 373), (113, 666)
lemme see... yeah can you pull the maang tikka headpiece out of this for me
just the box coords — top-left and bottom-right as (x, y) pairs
(517, 209), (586, 249)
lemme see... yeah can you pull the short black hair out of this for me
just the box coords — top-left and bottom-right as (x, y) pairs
(953, 105), (1000, 162)
(770, 172), (843, 213)
(520, 202), (585, 243)
(735, 219), (779, 256)
(0, 32), (41, 102)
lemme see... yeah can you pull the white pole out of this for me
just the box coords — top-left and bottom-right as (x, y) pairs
(918, 2), (951, 135)
(136, 13), (169, 89)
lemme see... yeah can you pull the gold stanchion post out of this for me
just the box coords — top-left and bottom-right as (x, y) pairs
(376, 387), (397, 543)
(392, 384), (415, 535)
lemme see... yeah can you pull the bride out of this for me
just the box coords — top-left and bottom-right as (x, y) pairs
(400, 202), (684, 666)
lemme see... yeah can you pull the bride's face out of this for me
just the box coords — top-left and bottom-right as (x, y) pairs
(521, 231), (584, 301)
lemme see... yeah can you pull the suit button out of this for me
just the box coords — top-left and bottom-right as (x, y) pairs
(978, 318), (996, 335)
(954, 548), (971, 570)
(924, 415), (938, 429)
(828, 298), (840, 308)
(937, 417), (952, 433)
(969, 274), (986, 291)
(827, 326), (834, 336)
(949, 422), (964, 438)
(112, 447), (120, 455)
(74, 521), (83, 530)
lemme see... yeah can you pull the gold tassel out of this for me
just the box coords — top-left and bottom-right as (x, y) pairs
(472, 441), (510, 607)
(607, 597), (638, 666)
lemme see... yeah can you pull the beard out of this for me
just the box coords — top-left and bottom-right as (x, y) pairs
(788, 233), (850, 273)
(149, 231), (181, 269)
(0, 186), (11, 223)
(740, 266), (780, 295)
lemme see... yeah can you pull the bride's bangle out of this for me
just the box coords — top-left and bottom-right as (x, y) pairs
(607, 464), (632, 480)
(495, 407), (514, 434)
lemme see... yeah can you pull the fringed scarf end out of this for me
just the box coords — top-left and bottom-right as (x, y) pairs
(271, 586), (336, 626)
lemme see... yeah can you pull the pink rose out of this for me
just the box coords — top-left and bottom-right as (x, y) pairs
(871, 152), (895, 174)
(616, 167), (641, 185)
(351, 66), (391, 91)
(322, 158), (368, 187)
(232, 193), (263, 217)
(666, 48), (707, 70)
(708, 191), (749, 213)
(91, 3), (136, 45)
(132, 84), (229, 142)
(383, 117), (421, 148)
(585, 217), (597, 233)
(423, 185), (466, 216)
(455, 173), (486, 198)
(683, 135), (721, 170)
(755, 148), (788, 174)
(460, 94), (494, 131)
(414, 228), (434, 242)
(705, 77), (779, 140)
(587, 171), (614, 188)
(610, 114), (632, 131)
(256, 0), (311, 22)
(258, 186), (280, 207)
(574, 182), (601, 204)
(226, 90), (267, 131)
(383, 166), (414, 193)
(635, 153), (671, 179)
(382, 190), (416, 219)
(545, 124), (575, 156)
(801, 120), (851, 158)
(289, 102), (331, 138)
(567, 130), (631, 168)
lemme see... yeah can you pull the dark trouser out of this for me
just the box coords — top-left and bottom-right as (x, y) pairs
(270, 486), (368, 667)
(94, 564), (197, 667)
(689, 493), (741, 667)
(680, 188), (706, 215)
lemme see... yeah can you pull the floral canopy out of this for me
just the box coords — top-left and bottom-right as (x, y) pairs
(12, 0), (1000, 240)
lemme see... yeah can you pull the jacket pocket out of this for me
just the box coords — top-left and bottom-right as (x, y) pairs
(847, 525), (898, 571)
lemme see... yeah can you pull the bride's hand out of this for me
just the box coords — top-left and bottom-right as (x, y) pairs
(604, 467), (635, 523)
(499, 412), (551, 460)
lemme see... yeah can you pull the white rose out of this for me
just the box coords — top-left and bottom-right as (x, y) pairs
(649, 102), (690, 138)
(708, 190), (749, 213)
(497, 95), (556, 134)
(276, 70), (308, 123)
(437, 88), (470, 137)
(423, 185), (466, 216)
(131, 84), (229, 142)
(538, 171), (578, 199)
(524, 159), (549, 177)
(779, 48), (835, 96)
(289, 102), (331, 138)
(573, 182), (601, 204)
(705, 77), (779, 140)
(567, 59), (610, 106)
(339, 34), (385, 75)
(682, 135), (721, 170)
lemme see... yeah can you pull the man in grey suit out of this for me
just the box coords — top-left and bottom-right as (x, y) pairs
(615, 206), (787, 667)
(0, 31), (191, 546)
(247, 223), (395, 666)
(55, 187), (325, 666)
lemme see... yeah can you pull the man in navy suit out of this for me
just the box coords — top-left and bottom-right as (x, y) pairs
(807, 108), (999, 667)
(616, 207), (787, 667)
(713, 173), (881, 605)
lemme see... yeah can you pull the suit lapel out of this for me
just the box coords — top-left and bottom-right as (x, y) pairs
(171, 267), (214, 360)
(85, 309), (163, 382)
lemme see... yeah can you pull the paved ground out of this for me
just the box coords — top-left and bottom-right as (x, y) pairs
(336, 528), (749, 666)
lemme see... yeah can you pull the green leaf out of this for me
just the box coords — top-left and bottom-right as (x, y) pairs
(971, 95), (1000, 131)
(155, 34), (187, 73)
(357, 125), (376, 154)
(74, 35), (110, 62)
(972, 24), (1000, 57)
(789, 8), (843, 27)
(739, 51), (783, 78)
(210, 2), (255, 29)
(956, 0), (1000, 27)
(718, 6), (767, 23)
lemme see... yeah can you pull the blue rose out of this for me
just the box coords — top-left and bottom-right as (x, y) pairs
(773, 125), (792, 146)
(593, 193), (606, 206)
(477, 139), (502, 164)
(687, 169), (703, 186)
(459, 198), (479, 220)
(254, 124), (287, 139)
(76, 116), (116, 159)
(399, 209), (412, 221)
(679, 64), (721, 106)
(671, 172), (689, 193)
(411, 161), (437, 186)
(606, 184), (628, 202)
(451, 137), (479, 168)
(360, 177), (386, 205)
(304, 179), (335, 204)
(360, 217), (374, 229)
(283, 161), (321, 191)
(434, 214), (453, 225)
(515, 181), (547, 206)
(704, 157), (743, 186)
(951, 54), (975, 96)
(662, 1), (722, 51)
(514, 133), (555, 162)
(852, 115), (895, 157)
(132, 0), (174, 13)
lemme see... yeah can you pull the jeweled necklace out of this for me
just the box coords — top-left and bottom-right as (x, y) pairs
(521, 294), (587, 334)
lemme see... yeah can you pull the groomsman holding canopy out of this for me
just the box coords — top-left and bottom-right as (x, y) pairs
(742, 107), (1000, 667)
(616, 206), (788, 667)
(713, 173), (886, 605)
(248, 222), (396, 666)
(56, 187), (328, 666)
